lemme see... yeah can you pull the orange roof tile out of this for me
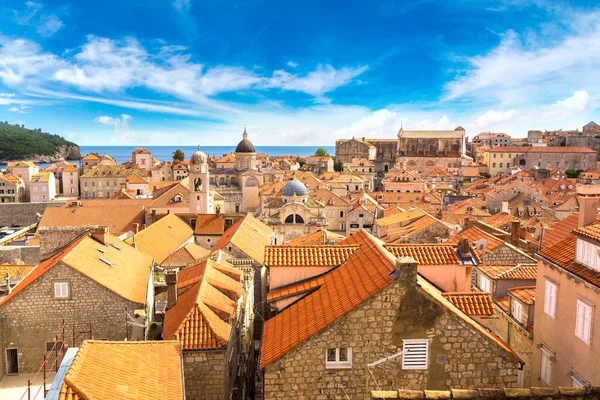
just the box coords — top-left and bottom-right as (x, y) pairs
(59, 340), (184, 400)
(446, 226), (504, 252)
(494, 296), (510, 313)
(161, 242), (211, 268)
(264, 245), (358, 268)
(573, 223), (600, 243)
(482, 212), (515, 228)
(39, 204), (145, 235)
(194, 214), (226, 235)
(441, 292), (495, 316)
(285, 229), (345, 245)
(266, 275), (325, 301)
(477, 264), (537, 280)
(386, 214), (442, 243)
(384, 244), (460, 265)
(509, 286), (536, 305)
(177, 259), (243, 295)
(540, 213), (580, 249)
(125, 214), (193, 263)
(0, 264), (35, 278)
(212, 215), (272, 264)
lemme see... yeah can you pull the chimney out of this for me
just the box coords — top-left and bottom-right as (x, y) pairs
(577, 183), (600, 227)
(501, 201), (509, 214)
(216, 207), (221, 218)
(511, 220), (521, 246)
(457, 237), (471, 258)
(322, 228), (327, 244)
(90, 226), (108, 245)
(396, 256), (418, 288)
(165, 271), (178, 310)
(133, 223), (139, 234)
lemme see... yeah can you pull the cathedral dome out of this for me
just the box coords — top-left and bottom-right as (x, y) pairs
(282, 179), (308, 197)
(190, 148), (207, 165)
(235, 129), (256, 153)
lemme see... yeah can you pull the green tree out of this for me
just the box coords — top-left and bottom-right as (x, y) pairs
(314, 147), (330, 157)
(172, 149), (185, 164)
(334, 160), (343, 172)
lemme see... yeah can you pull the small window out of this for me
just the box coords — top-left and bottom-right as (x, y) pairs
(45, 341), (63, 352)
(478, 274), (491, 292)
(512, 300), (523, 323)
(53, 282), (70, 299)
(402, 339), (429, 369)
(325, 347), (352, 369)
(575, 299), (593, 345)
(571, 372), (587, 388)
(544, 280), (557, 318)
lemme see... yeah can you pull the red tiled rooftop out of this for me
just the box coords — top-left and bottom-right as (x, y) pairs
(442, 292), (495, 316)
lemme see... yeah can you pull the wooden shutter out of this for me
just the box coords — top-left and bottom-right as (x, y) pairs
(544, 281), (557, 318)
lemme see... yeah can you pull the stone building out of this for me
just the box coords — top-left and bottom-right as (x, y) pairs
(61, 163), (79, 197)
(164, 256), (254, 399)
(0, 174), (25, 203)
(130, 148), (153, 170)
(9, 161), (39, 201)
(335, 137), (377, 164)
(80, 165), (145, 199)
(0, 230), (154, 375)
(396, 127), (467, 172)
(30, 171), (56, 203)
(260, 230), (522, 399)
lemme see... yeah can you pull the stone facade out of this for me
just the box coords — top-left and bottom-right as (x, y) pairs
(0, 262), (143, 374)
(0, 202), (65, 227)
(183, 350), (229, 399)
(38, 226), (88, 259)
(263, 268), (521, 399)
(371, 386), (600, 400)
(0, 246), (40, 265)
(480, 244), (535, 265)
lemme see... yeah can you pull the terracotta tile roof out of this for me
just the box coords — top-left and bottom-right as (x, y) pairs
(161, 242), (211, 268)
(441, 292), (495, 316)
(80, 165), (145, 178)
(446, 226), (505, 253)
(376, 208), (426, 227)
(123, 174), (149, 184)
(62, 164), (78, 172)
(125, 214), (193, 263)
(58, 340), (184, 400)
(384, 244), (460, 265)
(149, 178), (191, 208)
(482, 212), (515, 228)
(488, 146), (595, 153)
(264, 245), (359, 268)
(31, 171), (52, 183)
(81, 153), (100, 161)
(39, 204), (145, 235)
(266, 275), (325, 301)
(386, 214), (443, 243)
(0, 264), (35, 278)
(494, 296), (510, 313)
(212, 215), (272, 264)
(194, 214), (226, 235)
(261, 229), (525, 368)
(260, 229), (397, 368)
(285, 229), (345, 245)
(477, 264), (537, 280)
(573, 223), (600, 243)
(215, 153), (236, 163)
(165, 259), (243, 350)
(509, 286), (536, 305)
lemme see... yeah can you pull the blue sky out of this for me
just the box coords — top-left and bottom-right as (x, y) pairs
(0, 0), (599, 145)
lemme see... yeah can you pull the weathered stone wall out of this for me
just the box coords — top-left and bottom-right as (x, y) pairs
(372, 386), (600, 400)
(195, 235), (223, 250)
(263, 275), (521, 399)
(481, 245), (535, 265)
(38, 226), (88, 259)
(0, 262), (143, 373)
(0, 246), (40, 264)
(183, 350), (228, 399)
(488, 308), (534, 387)
(404, 222), (451, 244)
(0, 202), (64, 226)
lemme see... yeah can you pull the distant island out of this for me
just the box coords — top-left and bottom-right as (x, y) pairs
(0, 121), (81, 162)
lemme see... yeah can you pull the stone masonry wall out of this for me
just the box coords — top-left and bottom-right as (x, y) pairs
(372, 386), (600, 400)
(38, 226), (89, 259)
(488, 308), (534, 387)
(405, 223), (451, 244)
(0, 262), (143, 374)
(0, 202), (65, 226)
(183, 350), (228, 399)
(481, 245), (535, 265)
(0, 246), (40, 264)
(263, 277), (521, 399)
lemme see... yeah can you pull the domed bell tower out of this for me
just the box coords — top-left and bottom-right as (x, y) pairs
(189, 147), (212, 214)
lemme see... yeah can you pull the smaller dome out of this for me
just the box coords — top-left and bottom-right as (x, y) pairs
(282, 179), (308, 197)
(190, 149), (207, 165)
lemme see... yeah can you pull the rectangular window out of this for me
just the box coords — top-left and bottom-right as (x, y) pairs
(512, 300), (523, 323)
(572, 373), (587, 388)
(575, 299), (593, 345)
(402, 339), (429, 369)
(359, 213), (364, 218)
(478, 274), (491, 292)
(45, 341), (64, 352)
(540, 347), (553, 385)
(53, 282), (70, 299)
(544, 280), (557, 318)
(325, 347), (352, 369)
(339, 211), (344, 217)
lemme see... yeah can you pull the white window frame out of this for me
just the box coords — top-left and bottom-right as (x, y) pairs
(53, 282), (70, 299)
(540, 347), (553, 385)
(575, 299), (593, 345)
(402, 339), (429, 370)
(478, 274), (491, 292)
(571, 373), (587, 388)
(544, 280), (557, 318)
(325, 347), (352, 369)
(512, 299), (523, 324)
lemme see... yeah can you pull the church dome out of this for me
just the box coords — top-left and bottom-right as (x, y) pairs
(190, 148), (207, 165)
(235, 129), (256, 153)
(282, 179), (308, 197)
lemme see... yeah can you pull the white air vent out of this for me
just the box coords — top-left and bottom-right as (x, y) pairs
(402, 339), (429, 370)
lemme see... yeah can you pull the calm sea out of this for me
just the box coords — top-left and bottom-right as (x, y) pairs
(0, 145), (336, 170)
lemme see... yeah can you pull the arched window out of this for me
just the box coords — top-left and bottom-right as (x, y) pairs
(384, 164), (389, 172)
(284, 214), (305, 224)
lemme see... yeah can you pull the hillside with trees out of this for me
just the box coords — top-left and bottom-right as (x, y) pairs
(0, 121), (81, 161)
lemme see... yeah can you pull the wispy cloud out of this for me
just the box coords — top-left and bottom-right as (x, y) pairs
(287, 61), (298, 68)
(7, 104), (29, 114)
(12, 1), (64, 38)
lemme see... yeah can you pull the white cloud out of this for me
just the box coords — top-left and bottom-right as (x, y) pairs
(331, 109), (401, 139)
(173, 0), (191, 12)
(95, 114), (132, 129)
(468, 109), (518, 130)
(95, 114), (139, 144)
(413, 115), (457, 130)
(287, 61), (298, 68)
(37, 14), (64, 37)
(544, 90), (591, 117)
(0, 36), (62, 85)
(7, 104), (29, 113)
(12, 2), (63, 38)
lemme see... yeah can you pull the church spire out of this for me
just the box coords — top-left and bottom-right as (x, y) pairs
(243, 126), (248, 140)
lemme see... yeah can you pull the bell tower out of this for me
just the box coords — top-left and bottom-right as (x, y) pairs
(189, 147), (212, 214)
